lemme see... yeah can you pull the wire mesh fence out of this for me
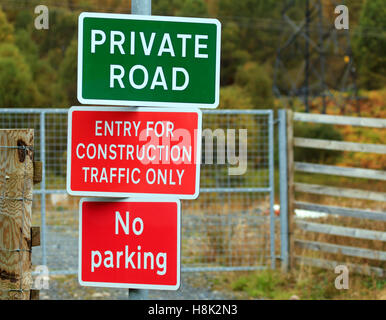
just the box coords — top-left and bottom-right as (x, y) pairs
(0, 108), (276, 275)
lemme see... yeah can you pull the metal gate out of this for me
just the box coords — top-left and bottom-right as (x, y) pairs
(0, 108), (282, 275)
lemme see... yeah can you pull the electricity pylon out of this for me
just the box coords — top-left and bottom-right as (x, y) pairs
(273, 0), (359, 114)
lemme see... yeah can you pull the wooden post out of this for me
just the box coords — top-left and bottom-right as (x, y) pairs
(286, 110), (295, 269)
(0, 129), (34, 300)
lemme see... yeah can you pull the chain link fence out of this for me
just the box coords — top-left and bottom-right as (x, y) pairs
(0, 108), (277, 275)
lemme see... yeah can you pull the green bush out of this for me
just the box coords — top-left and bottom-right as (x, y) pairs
(294, 123), (343, 164)
(0, 8), (14, 44)
(0, 43), (41, 107)
(353, 0), (386, 90)
(235, 62), (274, 109)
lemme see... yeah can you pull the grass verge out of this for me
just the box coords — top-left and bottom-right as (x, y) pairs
(212, 267), (386, 300)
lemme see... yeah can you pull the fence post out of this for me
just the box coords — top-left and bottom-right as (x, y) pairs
(0, 129), (34, 299)
(278, 110), (289, 272)
(286, 110), (295, 269)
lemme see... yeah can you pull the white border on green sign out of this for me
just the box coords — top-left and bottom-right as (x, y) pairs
(77, 12), (221, 108)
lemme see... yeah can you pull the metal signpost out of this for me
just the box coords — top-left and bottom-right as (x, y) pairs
(128, 1), (150, 300)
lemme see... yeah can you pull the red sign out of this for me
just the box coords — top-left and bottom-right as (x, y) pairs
(67, 106), (202, 199)
(79, 198), (180, 290)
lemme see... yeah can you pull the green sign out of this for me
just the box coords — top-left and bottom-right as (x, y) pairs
(78, 12), (221, 108)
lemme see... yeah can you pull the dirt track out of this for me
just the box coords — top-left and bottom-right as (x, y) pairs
(32, 226), (236, 300)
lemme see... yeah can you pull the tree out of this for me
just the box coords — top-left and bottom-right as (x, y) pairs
(152, 0), (208, 17)
(58, 37), (78, 106)
(0, 8), (14, 43)
(0, 44), (41, 107)
(235, 62), (274, 108)
(176, 0), (208, 17)
(32, 8), (77, 57)
(353, 0), (386, 89)
(218, 0), (281, 62)
(34, 59), (68, 107)
(14, 29), (39, 71)
(220, 22), (250, 86)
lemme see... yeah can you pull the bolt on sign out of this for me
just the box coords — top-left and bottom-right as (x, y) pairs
(79, 198), (180, 290)
(77, 12), (221, 108)
(66, 106), (202, 199)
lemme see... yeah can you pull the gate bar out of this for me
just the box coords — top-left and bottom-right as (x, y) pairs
(269, 111), (275, 269)
(278, 110), (289, 272)
(40, 112), (47, 267)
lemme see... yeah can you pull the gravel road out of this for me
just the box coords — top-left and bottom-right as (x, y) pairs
(32, 226), (236, 300)
(37, 273), (235, 300)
